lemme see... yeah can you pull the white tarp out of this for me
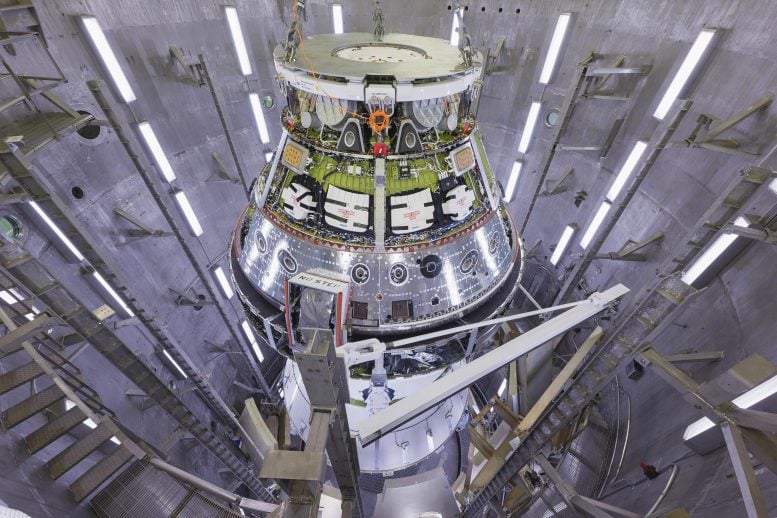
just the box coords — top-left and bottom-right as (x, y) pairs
(390, 189), (435, 234)
(281, 183), (316, 221)
(324, 185), (370, 233)
(441, 184), (475, 221)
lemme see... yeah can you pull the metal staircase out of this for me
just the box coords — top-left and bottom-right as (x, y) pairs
(0, 231), (273, 502)
(0, 293), (140, 504)
(463, 274), (697, 515)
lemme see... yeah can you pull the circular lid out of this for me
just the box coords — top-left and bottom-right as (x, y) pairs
(333, 42), (426, 63)
(275, 33), (478, 81)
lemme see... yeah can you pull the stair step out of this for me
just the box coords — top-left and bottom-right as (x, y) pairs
(0, 352), (68, 395)
(47, 422), (113, 479)
(25, 405), (86, 454)
(0, 361), (45, 395)
(69, 446), (133, 502)
(0, 340), (24, 358)
(1, 384), (64, 428)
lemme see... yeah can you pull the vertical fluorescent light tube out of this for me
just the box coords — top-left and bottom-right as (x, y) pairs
(605, 141), (648, 202)
(332, 4), (344, 34)
(579, 201), (611, 249)
(249, 93), (270, 144)
(681, 216), (749, 285)
(450, 9), (461, 46)
(426, 430), (435, 451)
(92, 271), (135, 317)
(80, 16), (136, 103)
(518, 102), (541, 153)
(550, 224), (577, 265)
(162, 349), (188, 379)
(224, 6), (252, 76)
(498, 379), (507, 397)
(28, 201), (85, 261)
(137, 122), (176, 182)
(653, 29), (716, 120)
(241, 319), (264, 362)
(213, 266), (234, 299)
(504, 161), (522, 202)
(173, 191), (204, 237)
(539, 13), (572, 85)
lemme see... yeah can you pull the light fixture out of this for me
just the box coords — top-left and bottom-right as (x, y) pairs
(579, 201), (611, 249)
(653, 29), (716, 120)
(0, 290), (18, 305)
(518, 101), (542, 154)
(162, 349), (188, 379)
(249, 93), (270, 145)
(426, 429), (435, 451)
(769, 178), (777, 195)
(550, 224), (577, 265)
(332, 4), (344, 34)
(65, 400), (121, 444)
(539, 13), (572, 85)
(137, 122), (176, 182)
(173, 191), (204, 237)
(606, 141), (648, 202)
(449, 9), (462, 46)
(680, 216), (749, 285)
(28, 201), (85, 261)
(224, 6), (252, 76)
(213, 266), (234, 299)
(23, 303), (41, 321)
(504, 161), (522, 202)
(498, 378), (507, 397)
(92, 271), (135, 317)
(241, 319), (264, 362)
(732, 373), (777, 409)
(683, 373), (777, 440)
(80, 15), (136, 103)
(541, 503), (569, 518)
(264, 151), (274, 163)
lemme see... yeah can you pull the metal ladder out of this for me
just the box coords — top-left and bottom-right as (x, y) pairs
(465, 166), (776, 515)
(0, 288), (140, 503)
(0, 234), (274, 502)
(464, 274), (696, 516)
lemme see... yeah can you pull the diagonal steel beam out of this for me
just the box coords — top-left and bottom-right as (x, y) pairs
(356, 285), (628, 445)
(0, 313), (56, 351)
(721, 421), (768, 518)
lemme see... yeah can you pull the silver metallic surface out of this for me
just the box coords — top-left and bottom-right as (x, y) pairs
(275, 33), (473, 81)
(239, 208), (518, 334)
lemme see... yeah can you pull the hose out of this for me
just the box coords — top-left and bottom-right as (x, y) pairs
(646, 463), (679, 516)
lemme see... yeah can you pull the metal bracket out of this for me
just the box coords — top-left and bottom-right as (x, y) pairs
(683, 95), (773, 157)
(0, 186), (28, 205)
(169, 46), (205, 86)
(540, 167), (574, 197)
(169, 287), (215, 307)
(206, 151), (239, 184)
(663, 351), (724, 364)
(596, 231), (664, 261)
(724, 224), (777, 245)
(113, 207), (171, 241)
